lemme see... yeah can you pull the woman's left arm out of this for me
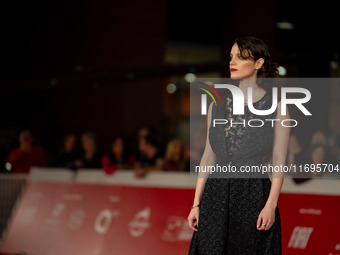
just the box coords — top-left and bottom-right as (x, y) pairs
(257, 101), (290, 231)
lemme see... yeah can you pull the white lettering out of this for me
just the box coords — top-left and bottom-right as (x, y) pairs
(204, 85), (312, 116)
(288, 226), (313, 249)
(94, 209), (114, 234)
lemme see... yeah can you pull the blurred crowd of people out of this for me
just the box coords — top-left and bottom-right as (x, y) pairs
(6, 127), (204, 178)
(286, 130), (340, 182)
(6, 128), (340, 181)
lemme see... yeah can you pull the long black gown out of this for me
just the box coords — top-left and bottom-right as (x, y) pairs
(188, 90), (282, 255)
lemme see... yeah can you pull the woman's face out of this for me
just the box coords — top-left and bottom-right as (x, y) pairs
(172, 140), (183, 155)
(82, 138), (95, 152)
(64, 135), (76, 152)
(311, 131), (327, 146)
(112, 138), (124, 154)
(229, 43), (262, 79)
(311, 146), (325, 164)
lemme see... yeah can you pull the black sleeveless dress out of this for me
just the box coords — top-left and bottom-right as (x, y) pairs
(188, 90), (282, 255)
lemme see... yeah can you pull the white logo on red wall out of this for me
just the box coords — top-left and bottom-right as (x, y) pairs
(51, 202), (65, 217)
(288, 226), (313, 249)
(20, 207), (37, 224)
(68, 208), (86, 230)
(299, 208), (322, 215)
(162, 216), (192, 242)
(42, 202), (65, 233)
(128, 207), (151, 237)
(336, 243), (340, 250)
(329, 243), (340, 255)
(94, 209), (120, 234)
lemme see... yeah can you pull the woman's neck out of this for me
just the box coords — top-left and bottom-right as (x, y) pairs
(238, 78), (260, 103)
(238, 78), (259, 92)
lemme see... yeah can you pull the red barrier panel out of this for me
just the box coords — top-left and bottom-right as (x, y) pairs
(279, 192), (340, 254)
(1, 181), (340, 254)
(1, 182), (194, 255)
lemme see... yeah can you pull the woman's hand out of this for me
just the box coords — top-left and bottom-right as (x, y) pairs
(256, 205), (275, 231)
(187, 207), (199, 232)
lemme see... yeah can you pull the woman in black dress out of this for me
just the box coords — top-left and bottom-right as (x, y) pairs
(187, 37), (290, 254)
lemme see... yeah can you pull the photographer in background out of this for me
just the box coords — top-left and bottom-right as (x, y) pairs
(7, 130), (48, 173)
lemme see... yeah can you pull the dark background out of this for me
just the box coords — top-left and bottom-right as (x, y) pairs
(1, 0), (339, 170)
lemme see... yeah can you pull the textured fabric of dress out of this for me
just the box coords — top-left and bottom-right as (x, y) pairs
(188, 89), (282, 255)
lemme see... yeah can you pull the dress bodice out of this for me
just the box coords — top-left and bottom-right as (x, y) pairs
(209, 89), (278, 167)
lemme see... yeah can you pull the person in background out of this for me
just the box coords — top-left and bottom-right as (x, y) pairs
(136, 132), (148, 165)
(7, 130), (48, 173)
(164, 139), (185, 171)
(286, 134), (308, 184)
(333, 135), (340, 179)
(294, 142), (334, 183)
(134, 135), (164, 178)
(138, 126), (151, 140)
(74, 132), (102, 169)
(133, 126), (151, 166)
(137, 126), (166, 157)
(101, 137), (137, 175)
(54, 133), (79, 169)
(310, 130), (327, 147)
(309, 143), (327, 178)
(308, 130), (338, 169)
(308, 142), (339, 179)
(335, 135), (340, 164)
(287, 134), (305, 168)
(184, 131), (205, 172)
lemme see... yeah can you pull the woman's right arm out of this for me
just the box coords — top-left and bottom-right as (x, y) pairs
(188, 102), (216, 231)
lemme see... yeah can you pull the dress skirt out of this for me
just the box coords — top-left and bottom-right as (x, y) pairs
(188, 177), (282, 255)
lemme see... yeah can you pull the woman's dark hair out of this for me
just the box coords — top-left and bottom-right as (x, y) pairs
(234, 37), (278, 78)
